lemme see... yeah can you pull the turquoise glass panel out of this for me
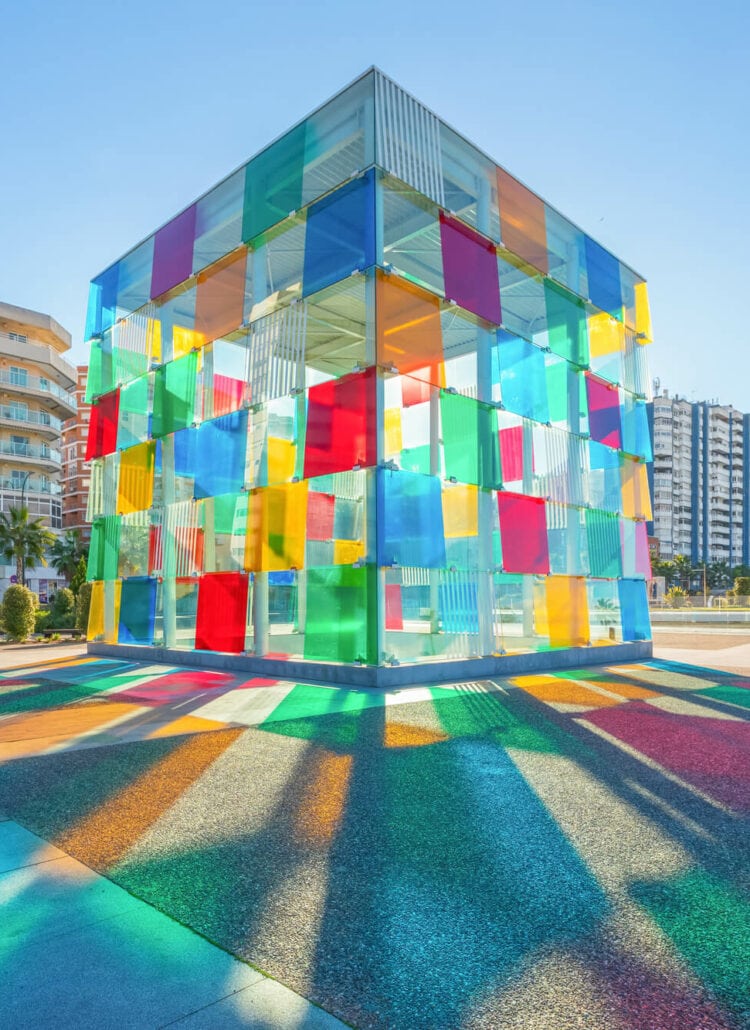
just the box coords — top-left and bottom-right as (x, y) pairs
(377, 468), (446, 568)
(440, 391), (500, 489)
(118, 577), (157, 645)
(302, 170), (375, 297)
(85, 265), (118, 340)
(152, 351), (198, 438)
(242, 122), (306, 243)
(586, 509), (622, 578)
(621, 395), (652, 461)
(117, 374), (151, 450)
(544, 279), (588, 366)
(496, 332), (549, 423)
(618, 578), (650, 641)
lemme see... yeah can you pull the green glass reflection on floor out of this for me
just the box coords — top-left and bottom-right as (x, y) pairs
(695, 685), (750, 711)
(429, 687), (566, 754)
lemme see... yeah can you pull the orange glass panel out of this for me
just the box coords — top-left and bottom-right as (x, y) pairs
(195, 249), (247, 345)
(545, 576), (589, 647)
(376, 271), (443, 375)
(497, 168), (549, 274)
(621, 459), (652, 521)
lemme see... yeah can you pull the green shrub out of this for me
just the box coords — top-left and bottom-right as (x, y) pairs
(49, 588), (76, 628)
(75, 582), (93, 634)
(35, 608), (51, 633)
(2, 585), (38, 642)
(69, 555), (87, 596)
(734, 577), (750, 597)
(665, 586), (688, 608)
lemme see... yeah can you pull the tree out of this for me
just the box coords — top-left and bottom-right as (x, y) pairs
(707, 561), (731, 590)
(49, 529), (87, 583)
(650, 558), (678, 586)
(69, 555), (88, 596)
(1, 584), (38, 641)
(672, 554), (694, 592)
(0, 507), (55, 586)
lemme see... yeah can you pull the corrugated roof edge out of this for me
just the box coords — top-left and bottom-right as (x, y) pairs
(91, 65), (646, 286)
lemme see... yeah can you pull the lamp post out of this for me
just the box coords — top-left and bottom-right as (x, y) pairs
(19, 470), (32, 511)
(17, 471), (32, 587)
(691, 565), (708, 607)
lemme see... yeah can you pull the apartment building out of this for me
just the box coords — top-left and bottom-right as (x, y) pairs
(648, 387), (747, 565)
(61, 366), (91, 540)
(0, 301), (77, 598)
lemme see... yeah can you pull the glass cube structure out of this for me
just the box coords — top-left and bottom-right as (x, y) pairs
(84, 69), (653, 673)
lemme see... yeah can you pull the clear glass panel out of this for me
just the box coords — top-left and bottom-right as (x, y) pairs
(545, 206), (588, 299)
(193, 169), (244, 274)
(380, 174), (444, 295)
(440, 123), (500, 240)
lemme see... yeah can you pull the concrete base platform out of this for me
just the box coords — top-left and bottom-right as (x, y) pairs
(88, 640), (653, 686)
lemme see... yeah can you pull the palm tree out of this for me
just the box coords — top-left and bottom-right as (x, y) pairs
(672, 554), (694, 592)
(49, 528), (86, 583)
(0, 506), (55, 587)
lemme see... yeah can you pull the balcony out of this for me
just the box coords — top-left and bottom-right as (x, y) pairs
(0, 440), (61, 466)
(0, 369), (76, 417)
(0, 405), (62, 437)
(0, 476), (61, 495)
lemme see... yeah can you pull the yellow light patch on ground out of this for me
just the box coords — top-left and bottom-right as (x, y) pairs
(56, 728), (244, 869)
(588, 679), (660, 700)
(293, 751), (353, 846)
(148, 714), (234, 738)
(0, 702), (143, 744)
(512, 675), (621, 708)
(383, 722), (449, 748)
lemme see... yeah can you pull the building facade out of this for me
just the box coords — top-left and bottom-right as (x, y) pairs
(84, 69), (654, 675)
(0, 301), (77, 599)
(648, 389), (747, 565)
(61, 366), (91, 540)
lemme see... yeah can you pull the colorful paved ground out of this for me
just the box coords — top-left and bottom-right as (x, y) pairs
(0, 650), (748, 1028)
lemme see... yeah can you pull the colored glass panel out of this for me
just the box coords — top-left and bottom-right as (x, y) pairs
(545, 576), (589, 647)
(242, 121), (306, 243)
(442, 483), (479, 538)
(545, 207), (588, 298)
(88, 516), (121, 581)
(441, 391), (500, 489)
(195, 249), (247, 345)
(622, 396), (652, 461)
(385, 583), (404, 631)
(306, 491), (335, 542)
(86, 389), (119, 460)
(245, 482), (308, 571)
(586, 509), (622, 578)
(151, 205), (196, 299)
(586, 373), (622, 449)
(87, 580), (106, 641)
(585, 236), (623, 318)
(496, 167), (548, 273)
(303, 565), (376, 664)
(377, 469), (446, 568)
(496, 333), (549, 423)
(621, 458), (652, 521)
(499, 424), (524, 485)
(544, 280), (588, 366)
(194, 411), (248, 499)
(635, 520), (651, 578)
(497, 492), (549, 574)
(618, 578), (650, 641)
(634, 282), (652, 342)
(118, 577), (157, 645)
(376, 272), (443, 375)
(303, 368), (376, 478)
(117, 442), (155, 514)
(86, 336), (116, 402)
(195, 572), (249, 653)
(152, 351), (198, 438)
(302, 170), (375, 297)
(439, 212), (501, 325)
(86, 265), (119, 340)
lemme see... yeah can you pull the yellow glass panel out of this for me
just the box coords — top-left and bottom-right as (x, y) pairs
(333, 539), (365, 564)
(87, 580), (105, 641)
(621, 459), (652, 521)
(173, 325), (206, 359)
(545, 576), (589, 647)
(245, 482), (308, 571)
(267, 437), (296, 484)
(634, 282), (652, 343)
(532, 578), (549, 637)
(117, 441), (155, 514)
(588, 311), (625, 357)
(384, 408), (402, 457)
(442, 483), (478, 538)
(147, 317), (162, 364)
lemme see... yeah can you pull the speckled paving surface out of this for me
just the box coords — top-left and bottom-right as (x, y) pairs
(0, 652), (748, 1029)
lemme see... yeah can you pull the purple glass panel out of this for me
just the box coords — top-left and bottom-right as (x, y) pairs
(439, 212), (501, 325)
(150, 204), (197, 299)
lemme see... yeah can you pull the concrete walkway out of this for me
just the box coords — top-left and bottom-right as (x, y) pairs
(0, 817), (347, 1029)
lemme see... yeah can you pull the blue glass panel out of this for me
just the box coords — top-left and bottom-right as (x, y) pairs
(173, 426), (197, 478)
(302, 170), (375, 298)
(496, 331), (549, 423)
(377, 468), (446, 568)
(622, 396), (652, 461)
(618, 578), (650, 641)
(194, 411), (248, 499)
(585, 236), (623, 318)
(118, 577), (157, 644)
(86, 265), (118, 340)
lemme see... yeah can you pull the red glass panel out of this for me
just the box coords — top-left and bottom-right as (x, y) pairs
(499, 425), (524, 483)
(385, 583), (404, 630)
(195, 571), (249, 653)
(303, 367), (376, 478)
(85, 389), (120, 460)
(586, 372), (622, 449)
(497, 491), (549, 574)
(307, 491), (335, 541)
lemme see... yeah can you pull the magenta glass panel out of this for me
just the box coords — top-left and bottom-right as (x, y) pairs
(635, 520), (651, 578)
(439, 213), (501, 325)
(150, 204), (197, 299)
(497, 491), (549, 574)
(586, 372), (622, 449)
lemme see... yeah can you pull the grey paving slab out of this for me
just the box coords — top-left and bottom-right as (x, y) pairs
(165, 976), (350, 1028)
(0, 819), (67, 873)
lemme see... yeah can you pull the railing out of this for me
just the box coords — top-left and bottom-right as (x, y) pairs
(0, 405), (62, 431)
(0, 440), (61, 462)
(0, 368), (76, 407)
(0, 476), (61, 495)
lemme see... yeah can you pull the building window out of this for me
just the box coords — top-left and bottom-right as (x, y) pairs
(9, 366), (28, 386)
(9, 401), (28, 420)
(8, 332), (27, 344)
(10, 435), (29, 455)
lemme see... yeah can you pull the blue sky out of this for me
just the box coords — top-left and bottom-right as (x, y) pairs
(1, 0), (748, 405)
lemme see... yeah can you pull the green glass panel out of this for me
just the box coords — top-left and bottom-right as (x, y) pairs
(585, 509), (621, 578)
(117, 374), (151, 449)
(242, 121), (306, 243)
(85, 335), (116, 403)
(440, 391), (500, 489)
(152, 351), (197, 438)
(303, 565), (376, 664)
(544, 280), (588, 366)
(88, 516), (121, 581)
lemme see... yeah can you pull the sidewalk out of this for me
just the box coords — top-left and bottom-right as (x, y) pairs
(0, 818), (347, 1029)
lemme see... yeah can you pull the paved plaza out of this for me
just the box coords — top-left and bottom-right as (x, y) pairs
(0, 633), (747, 1028)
